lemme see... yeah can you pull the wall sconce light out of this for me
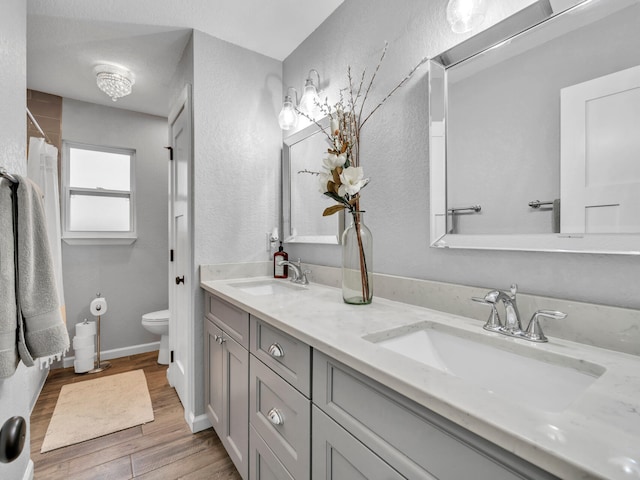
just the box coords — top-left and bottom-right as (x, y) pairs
(298, 69), (321, 118)
(278, 87), (299, 130)
(94, 64), (135, 102)
(446, 0), (488, 33)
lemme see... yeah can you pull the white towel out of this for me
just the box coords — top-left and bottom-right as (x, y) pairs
(0, 178), (19, 377)
(0, 175), (69, 378)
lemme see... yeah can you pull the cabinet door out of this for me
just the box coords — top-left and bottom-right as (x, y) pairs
(223, 333), (249, 479)
(312, 406), (407, 480)
(205, 319), (224, 432)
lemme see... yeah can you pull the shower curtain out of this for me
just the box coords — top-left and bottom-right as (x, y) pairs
(27, 137), (67, 368)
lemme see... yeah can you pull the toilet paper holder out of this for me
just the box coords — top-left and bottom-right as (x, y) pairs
(88, 293), (111, 374)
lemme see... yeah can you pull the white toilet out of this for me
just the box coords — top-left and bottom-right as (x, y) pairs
(142, 309), (170, 365)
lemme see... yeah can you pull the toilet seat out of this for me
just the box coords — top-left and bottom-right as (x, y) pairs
(142, 309), (169, 323)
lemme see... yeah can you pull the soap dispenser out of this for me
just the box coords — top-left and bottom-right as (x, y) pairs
(273, 242), (288, 278)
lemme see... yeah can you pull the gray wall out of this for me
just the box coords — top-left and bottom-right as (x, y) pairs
(0, 2), (47, 480)
(189, 30), (283, 414)
(61, 99), (169, 355)
(282, 0), (640, 310)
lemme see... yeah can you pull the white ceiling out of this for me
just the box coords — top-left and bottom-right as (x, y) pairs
(26, 0), (344, 117)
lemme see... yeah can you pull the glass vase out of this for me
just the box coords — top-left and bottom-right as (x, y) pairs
(342, 211), (373, 305)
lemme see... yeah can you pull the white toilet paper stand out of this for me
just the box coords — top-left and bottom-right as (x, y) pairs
(88, 294), (111, 374)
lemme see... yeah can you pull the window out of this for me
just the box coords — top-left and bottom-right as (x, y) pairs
(62, 141), (136, 244)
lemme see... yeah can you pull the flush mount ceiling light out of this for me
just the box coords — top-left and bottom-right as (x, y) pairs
(94, 65), (135, 102)
(299, 69), (321, 118)
(278, 87), (299, 130)
(446, 0), (488, 33)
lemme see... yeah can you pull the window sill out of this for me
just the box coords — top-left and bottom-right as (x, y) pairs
(63, 236), (137, 246)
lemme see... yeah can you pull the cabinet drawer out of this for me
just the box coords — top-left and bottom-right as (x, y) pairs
(250, 317), (311, 397)
(250, 355), (310, 480)
(312, 406), (407, 480)
(206, 293), (249, 348)
(313, 352), (557, 480)
(249, 425), (295, 480)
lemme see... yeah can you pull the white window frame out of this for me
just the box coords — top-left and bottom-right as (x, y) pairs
(61, 141), (137, 245)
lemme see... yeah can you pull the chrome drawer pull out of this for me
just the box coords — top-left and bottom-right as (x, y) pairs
(267, 408), (284, 425)
(267, 343), (284, 358)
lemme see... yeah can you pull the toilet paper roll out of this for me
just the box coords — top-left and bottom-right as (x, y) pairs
(74, 346), (94, 359)
(90, 297), (108, 316)
(75, 321), (96, 337)
(74, 357), (94, 373)
(73, 335), (94, 349)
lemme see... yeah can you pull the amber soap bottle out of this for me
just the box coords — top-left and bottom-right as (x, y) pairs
(273, 242), (288, 278)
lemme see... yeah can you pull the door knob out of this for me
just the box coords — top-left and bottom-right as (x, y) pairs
(175, 276), (185, 285)
(0, 416), (26, 463)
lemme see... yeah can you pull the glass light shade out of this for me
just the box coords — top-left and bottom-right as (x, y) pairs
(94, 65), (135, 102)
(278, 96), (298, 130)
(299, 79), (320, 118)
(446, 0), (488, 33)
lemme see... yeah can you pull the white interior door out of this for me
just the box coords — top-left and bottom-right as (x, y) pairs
(561, 65), (640, 233)
(168, 86), (192, 412)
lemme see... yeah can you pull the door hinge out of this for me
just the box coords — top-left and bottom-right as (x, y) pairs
(170, 350), (174, 363)
(164, 146), (173, 160)
(170, 249), (174, 262)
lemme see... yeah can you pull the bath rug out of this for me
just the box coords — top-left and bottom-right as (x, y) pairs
(41, 369), (154, 452)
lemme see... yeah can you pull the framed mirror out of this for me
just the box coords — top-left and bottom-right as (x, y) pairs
(283, 117), (344, 244)
(429, 0), (640, 254)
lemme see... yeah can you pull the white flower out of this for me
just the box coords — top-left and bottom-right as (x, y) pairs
(338, 166), (367, 196)
(323, 153), (346, 170)
(318, 171), (331, 194)
(330, 117), (339, 135)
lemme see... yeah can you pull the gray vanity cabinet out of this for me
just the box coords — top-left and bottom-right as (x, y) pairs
(204, 294), (250, 479)
(249, 318), (311, 480)
(203, 291), (557, 480)
(313, 352), (557, 480)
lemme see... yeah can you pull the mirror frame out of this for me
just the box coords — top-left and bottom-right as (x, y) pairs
(428, 0), (640, 255)
(282, 116), (344, 245)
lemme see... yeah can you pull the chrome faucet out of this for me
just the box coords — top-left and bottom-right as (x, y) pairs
(491, 284), (522, 335)
(472, 284), (566, 343)
(277, 258), (310, 285)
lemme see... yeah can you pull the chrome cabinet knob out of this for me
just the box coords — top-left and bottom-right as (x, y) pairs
(213, 334), (225, 345)
(267, 408), (284, 425)
(267, 343), (284, 358)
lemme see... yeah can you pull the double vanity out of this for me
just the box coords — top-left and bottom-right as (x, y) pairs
(201, 268), (640, 480)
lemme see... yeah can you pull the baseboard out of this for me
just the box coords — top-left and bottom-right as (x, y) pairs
(61, 341), (161, 369)
(189, 413), (211, 433)
(23, 460), (34, 480)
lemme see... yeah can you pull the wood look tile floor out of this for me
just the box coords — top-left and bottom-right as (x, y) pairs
(30, 352), (242, 480)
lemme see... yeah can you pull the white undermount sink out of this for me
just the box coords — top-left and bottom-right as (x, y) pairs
(366, 322), (605, 412)
(228, 279), (307, 296)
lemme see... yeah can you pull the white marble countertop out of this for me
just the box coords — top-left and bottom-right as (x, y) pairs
(201, 276), (640, 480)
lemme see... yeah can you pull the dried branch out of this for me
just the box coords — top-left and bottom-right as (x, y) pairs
(360, 55), (428, 129)
(358, 42), (388, 122)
